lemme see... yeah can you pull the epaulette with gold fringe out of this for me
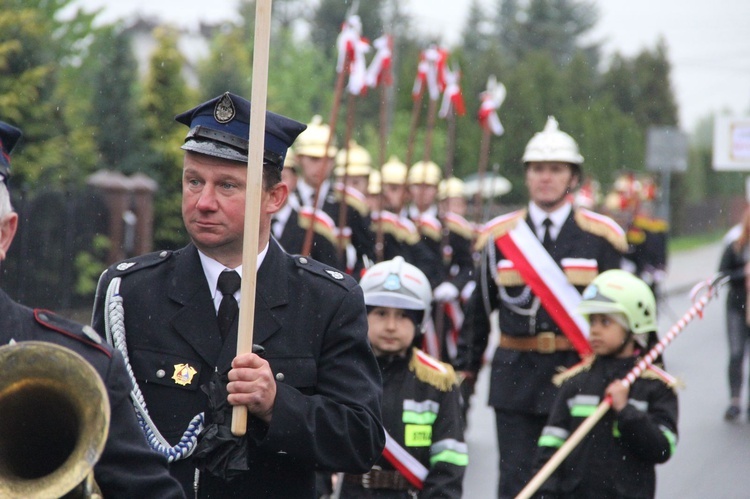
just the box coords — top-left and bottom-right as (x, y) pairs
(627, 227), (646, 245)
(334, 185), (370, 217)
(473, 209), (526, 251)
(632, 215), (669, 233)
(409, 348), (457, 392)
(574, 208), (628, 253)
(444, 212), (477, 241)
(552, 355), (595, 386)
(641, 364), (681, 389)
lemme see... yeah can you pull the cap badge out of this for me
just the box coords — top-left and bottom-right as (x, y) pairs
(172, 363), (198, 386)
(214, 93), (236, 124)
(326, 269), (344, 280)
(383, 274), (401, 291)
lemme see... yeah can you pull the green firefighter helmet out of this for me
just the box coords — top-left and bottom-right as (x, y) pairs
(577, 269), (657, 336)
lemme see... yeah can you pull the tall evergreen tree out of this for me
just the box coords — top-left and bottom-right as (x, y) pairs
(86, 25), (144, 174)
(140, 26), (194, 249)
(0, 0), (98, 187)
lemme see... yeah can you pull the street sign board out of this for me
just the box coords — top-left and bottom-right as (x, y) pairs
(645, 126), (688, 173)
(713, 116), (750, 171)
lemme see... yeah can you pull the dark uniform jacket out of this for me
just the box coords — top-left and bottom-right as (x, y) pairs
(534, 356), (679, 498)
(275, 200), (341, 270)
(408, 207), (474, 292)
(462, 208), (625, 414)
(294, 184), (375, 278)
(92, 239), (385, 498)
(342, 348), (467, 498)
(0, 288), (184, 498)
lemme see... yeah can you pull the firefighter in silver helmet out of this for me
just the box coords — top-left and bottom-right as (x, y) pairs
(340, 257), (467, 498)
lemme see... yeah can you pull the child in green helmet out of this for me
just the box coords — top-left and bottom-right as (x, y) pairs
(532, 269), (678, 498)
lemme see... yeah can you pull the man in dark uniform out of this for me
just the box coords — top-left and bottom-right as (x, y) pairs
(293, 115), (375, 277)
(91, 92), (385, 498)
(458, 116), (626, 498)
(407, 160), (475, 361)
(273, 148), (339, 265)
(0, 121), (184, 497)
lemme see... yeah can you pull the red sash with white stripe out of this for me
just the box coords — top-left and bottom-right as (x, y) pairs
(381, 430), (428, 490)
(495, 220), (592, 356)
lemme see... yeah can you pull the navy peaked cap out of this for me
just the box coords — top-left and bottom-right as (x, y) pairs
(0, 121), (22, 185)
(175, 92), (306, 170)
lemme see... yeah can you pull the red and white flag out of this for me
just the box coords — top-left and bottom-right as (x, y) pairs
(439, 65), (466, 118)
(412, 45), (449, 101)
(478, 75), (506, 136)
(336, 15), (371, 96)
(365, 34), (392, 88)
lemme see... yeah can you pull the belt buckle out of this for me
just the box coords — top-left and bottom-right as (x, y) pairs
(363, 465), (380, 489)
(537, 332), (556, 354)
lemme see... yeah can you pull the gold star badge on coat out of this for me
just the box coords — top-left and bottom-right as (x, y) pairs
(172, 363), (197, 386)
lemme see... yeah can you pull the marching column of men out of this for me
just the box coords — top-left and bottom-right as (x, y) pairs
(6, 99), (677, 497)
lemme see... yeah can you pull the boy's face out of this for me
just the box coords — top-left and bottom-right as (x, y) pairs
(588, 313), (633, 357)
(367, 306), (416, 357)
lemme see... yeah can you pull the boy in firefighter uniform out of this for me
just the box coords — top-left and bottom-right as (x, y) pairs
(533, 270), (678, 498)
(341, 257), (467, 498)
(460, 116), (626, 498)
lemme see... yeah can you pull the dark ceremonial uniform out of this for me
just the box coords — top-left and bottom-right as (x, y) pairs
(534, 356), (678, 498)
(296, 180), (375, 279)
(92, 240), (384, 498)
(0, 288), (185, 498)
(623, 214), (668, 293)
(461, 206), (625, 498)
(369, 209), (420, 265)
(409, 206), (474, 292)
(342, 348), (467, 498)
(274, 194), (340, 269)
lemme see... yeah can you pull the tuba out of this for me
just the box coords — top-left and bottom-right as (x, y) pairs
(0, 341), (110, 499)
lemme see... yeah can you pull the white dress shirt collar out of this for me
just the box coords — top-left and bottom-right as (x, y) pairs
(199, 243), (269, 313)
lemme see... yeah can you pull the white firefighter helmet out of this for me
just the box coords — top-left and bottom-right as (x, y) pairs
(578, 269), (657, 343)
(408, 160), (442, 186)
(294, 115), (338, 158)
(334, 140), (372, 177)
(360, 256), (432, 328)
(522, 116), (584, 166)
(438, 177), (466, 200)
(368, 169), (381, 195)
(381, 156), (408, 185)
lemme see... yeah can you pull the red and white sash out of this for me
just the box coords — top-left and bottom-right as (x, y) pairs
(495, 220), (592, 356)
(381, 430), (427, 490)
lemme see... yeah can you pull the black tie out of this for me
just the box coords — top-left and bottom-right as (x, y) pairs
(217, 270), (241, 341)
(542, 218), (554, 250)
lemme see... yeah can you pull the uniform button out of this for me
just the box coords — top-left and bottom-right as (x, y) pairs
(156, 369), (166, 378)
(38, 313), (48, 322)
(275, 372), (285, 382)
(299, 257), (308, 264)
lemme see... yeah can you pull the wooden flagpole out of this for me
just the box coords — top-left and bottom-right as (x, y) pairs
(232, 0), (273, 437)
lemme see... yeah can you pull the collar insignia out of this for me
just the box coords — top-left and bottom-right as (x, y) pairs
(325, 269), (344, 280)
(116, 262), (136, 271)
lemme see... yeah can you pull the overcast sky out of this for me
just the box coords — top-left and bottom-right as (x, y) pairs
(70, 0), (750, 132)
